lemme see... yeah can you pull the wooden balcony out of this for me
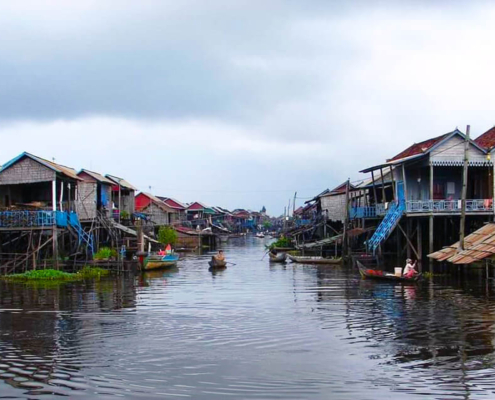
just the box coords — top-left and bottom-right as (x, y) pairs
(406, 199), (493, 214)
(0, 210), (68, 229)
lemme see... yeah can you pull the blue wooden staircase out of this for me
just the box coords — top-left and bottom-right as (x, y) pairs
(68, 212), (95, 256)
(366, 181), (405, 254)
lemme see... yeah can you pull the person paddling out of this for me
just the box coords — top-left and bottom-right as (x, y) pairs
(403, 259), (418, 278)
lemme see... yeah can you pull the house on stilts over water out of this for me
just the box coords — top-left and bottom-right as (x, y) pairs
(359, 128), (494, 272)
(0, 152), (95, 273)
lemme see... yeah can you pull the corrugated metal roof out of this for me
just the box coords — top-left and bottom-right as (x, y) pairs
(105, 174), (137, 191)
(474, 126), (495, 151)
(0, 152), (82, 181)
(428, 223), (495, 264)
(78, 169), (114, 185)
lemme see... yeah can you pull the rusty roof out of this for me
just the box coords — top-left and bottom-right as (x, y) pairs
(474, 126), (495, 151)
(428, 223), (495, 264)
(0, 152), (82, 181)
(78, 169), (114, 185)
(105, 174), (137, 191)
(388, 132), (450, 161)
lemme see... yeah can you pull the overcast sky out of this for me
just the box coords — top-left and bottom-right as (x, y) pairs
(1, 1), (495, 215)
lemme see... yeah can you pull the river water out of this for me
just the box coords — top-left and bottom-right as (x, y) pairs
(1, 237), (495, 399)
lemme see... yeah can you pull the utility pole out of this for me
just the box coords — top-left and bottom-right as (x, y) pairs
(293, 192), (297, 215)
(459, 125), (470, 251)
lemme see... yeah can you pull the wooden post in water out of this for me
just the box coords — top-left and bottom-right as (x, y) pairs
(343, 178), (350, 257)
(459, 125), (470, 251)
(380, 168), (386, 203)
(417, 219), (422, 273)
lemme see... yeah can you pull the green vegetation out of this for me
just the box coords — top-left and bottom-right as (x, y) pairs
(263, 221), (272, 229)
(267, 236), (292, 250)
(94, 247), (118, 260)
(2, 267), (110, 282)
(120, 210), (130, 219)
(158, 226), (178, 246)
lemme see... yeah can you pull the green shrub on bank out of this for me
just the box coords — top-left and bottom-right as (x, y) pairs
(2, 267), (110, 282)
(267, 236), (292, 250)
(94, 247), (118, 260)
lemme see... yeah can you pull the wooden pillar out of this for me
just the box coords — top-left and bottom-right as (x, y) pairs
(390, 166), (396, 201)
(402, 164), (408, 206)
(406, 218), (412, 259)
(52, 180), (57, 211)
(430, 164), (434, 201)
(52, 227), (59, 270)
(429, 215), (434, 274)
(417, 219), (422, 273)
(371, 171), (378, 205)
(380, 168), (386, 203)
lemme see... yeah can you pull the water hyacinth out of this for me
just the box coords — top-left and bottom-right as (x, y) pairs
(2, 267), (110, 282)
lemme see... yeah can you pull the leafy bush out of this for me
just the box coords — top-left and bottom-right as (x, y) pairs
(158, 226), (178, 246)
(120, 210), (130, 219)
(268, 236), (292, 249)
(94, 247), (118, 260)
(3, 266), (110, 282)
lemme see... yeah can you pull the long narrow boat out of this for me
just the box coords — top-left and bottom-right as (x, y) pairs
(208, 258), (227, 269)
(144, 254), (179, 271)
(287, 254), (342, 264)
(269, 252), (287, 263)
(356, 261), (421, 282)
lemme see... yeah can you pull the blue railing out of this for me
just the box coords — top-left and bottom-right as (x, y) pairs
(0, 210), (68, 228)
(295, 219), (312, 226)
(349, 206), (377, 219)
(367, 200), (405, 253)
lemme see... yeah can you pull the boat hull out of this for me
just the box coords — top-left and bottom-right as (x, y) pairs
(357, 261), (421, 282)
(209, 259), (227, 268)
(269, 252), (287, 262)
(287, 254), (342, 264)
(144, 255), (179, 271)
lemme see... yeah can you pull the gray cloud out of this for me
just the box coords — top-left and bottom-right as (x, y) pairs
(1, 1), (495, 213)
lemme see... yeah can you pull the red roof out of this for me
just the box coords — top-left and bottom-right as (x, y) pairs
(388, 133), (449, 161)
(474, 126), (495, 151)
(187, 202), (205, 211)
(163, 198), (186, 210)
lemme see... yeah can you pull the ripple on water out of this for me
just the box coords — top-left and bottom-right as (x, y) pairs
(1, 239), (495, 398)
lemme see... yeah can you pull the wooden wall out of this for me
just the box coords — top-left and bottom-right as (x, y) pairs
(76, 181), (97, 220)
(321, 194), (346, 222)
(0, 157), (55, 185)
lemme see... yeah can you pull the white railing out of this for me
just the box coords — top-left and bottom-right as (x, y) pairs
(406, 199), (494, 213)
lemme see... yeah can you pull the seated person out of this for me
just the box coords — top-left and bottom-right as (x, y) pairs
(403, 259), (418, 278)
(214, 250), (225, 262)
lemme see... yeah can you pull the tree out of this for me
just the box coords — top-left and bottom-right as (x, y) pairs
(158, 226), (178, 246)
(263, 220), (272, 229)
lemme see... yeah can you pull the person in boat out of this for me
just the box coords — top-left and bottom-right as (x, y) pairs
(213, 250), (225, 262)
(403, 259), (418, 278)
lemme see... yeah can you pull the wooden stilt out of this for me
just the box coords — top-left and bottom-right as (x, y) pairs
(417, 219), (422, 273)
(429, 215), (434, 274)
(406, 218), (412, 259)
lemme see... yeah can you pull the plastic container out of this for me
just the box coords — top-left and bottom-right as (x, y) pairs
(394, 267), (402, 277)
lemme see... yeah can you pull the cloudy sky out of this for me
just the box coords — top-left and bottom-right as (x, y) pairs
(1, 1), (495, 215)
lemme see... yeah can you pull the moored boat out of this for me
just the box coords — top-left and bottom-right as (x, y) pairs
(268, 252), (287, 263)
(287, 254), (342, 264)
(144, 254), (179, 271)
(356, 261), (421, 282)
(255, 232), (265, 238)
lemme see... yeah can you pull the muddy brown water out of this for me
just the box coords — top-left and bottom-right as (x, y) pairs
(1, 237), (495, 399)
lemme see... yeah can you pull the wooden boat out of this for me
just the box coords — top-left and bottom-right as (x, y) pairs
(269, 252), (287, 263)
(144, 254), (179, 271)
(208, 257), (227, 269)
(356, 261), (422, 282)
(255, 232), (265, 238)
(287, 254), (342, 264)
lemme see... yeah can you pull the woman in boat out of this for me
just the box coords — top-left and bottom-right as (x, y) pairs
(403, 259), (418, 279)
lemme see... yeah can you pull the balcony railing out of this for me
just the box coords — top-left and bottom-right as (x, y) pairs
(0, 210), (68, 228)
(406, 199), (494, 213)
(349, 203), (388, 219)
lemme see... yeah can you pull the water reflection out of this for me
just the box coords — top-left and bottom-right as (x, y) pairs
(2, 237), (495, 398)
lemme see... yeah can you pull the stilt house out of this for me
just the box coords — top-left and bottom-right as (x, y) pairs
(105, 174), (137, 219)
(361, 128), (492, 270)
(76, 169), (113, 220)
(135, 192), (180, 225)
